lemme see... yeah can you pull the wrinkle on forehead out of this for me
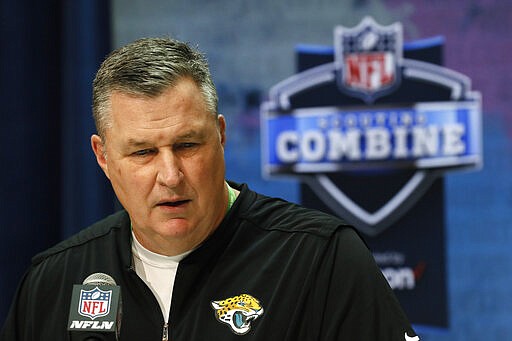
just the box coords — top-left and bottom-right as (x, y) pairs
(104, 79), (217, 144)
(125, 129), (208, 147)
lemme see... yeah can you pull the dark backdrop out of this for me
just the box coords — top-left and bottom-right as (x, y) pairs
(0, 0), (115, 324)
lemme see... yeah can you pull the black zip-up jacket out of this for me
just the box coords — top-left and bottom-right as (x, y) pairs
(1, 183), (418, 340)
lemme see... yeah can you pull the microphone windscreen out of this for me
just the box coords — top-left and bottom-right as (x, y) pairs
(83, 273), (117, 286)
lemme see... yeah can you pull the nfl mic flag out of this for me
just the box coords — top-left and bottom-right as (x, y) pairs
(68, 273), (122, 340)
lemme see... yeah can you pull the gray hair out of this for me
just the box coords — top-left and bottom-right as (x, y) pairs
(92, 37), (218, 139)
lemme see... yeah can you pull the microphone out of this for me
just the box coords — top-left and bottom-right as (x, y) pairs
(68, 273), (122, 341)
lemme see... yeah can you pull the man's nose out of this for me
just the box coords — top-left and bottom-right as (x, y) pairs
(156, 150), (183, 187)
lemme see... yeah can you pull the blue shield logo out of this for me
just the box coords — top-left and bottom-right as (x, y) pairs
(78, 287), (112, 320)
(334, 16), (403, 103)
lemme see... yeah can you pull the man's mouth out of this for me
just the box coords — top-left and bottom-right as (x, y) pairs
(157, 200), (191, 207)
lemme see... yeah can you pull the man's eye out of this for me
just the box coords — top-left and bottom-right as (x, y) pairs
(132, 149), (153, 156)
(175, 142), (197, 150)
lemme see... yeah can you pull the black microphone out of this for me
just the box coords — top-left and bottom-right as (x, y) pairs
(68, 273), (122, 341)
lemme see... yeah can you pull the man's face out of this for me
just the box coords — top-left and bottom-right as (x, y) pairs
(91, 78), (227, 255)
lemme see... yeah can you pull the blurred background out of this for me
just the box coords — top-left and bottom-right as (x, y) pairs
(1, 0), (511, 339)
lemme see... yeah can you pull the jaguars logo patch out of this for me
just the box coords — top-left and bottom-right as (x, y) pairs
(211, 294), (264, 335)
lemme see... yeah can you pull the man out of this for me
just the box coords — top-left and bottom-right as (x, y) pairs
(1, 37), (419, 340)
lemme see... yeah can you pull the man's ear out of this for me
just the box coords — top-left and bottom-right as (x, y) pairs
(217, 114), (226, 147)
(91, 134), (110, 179)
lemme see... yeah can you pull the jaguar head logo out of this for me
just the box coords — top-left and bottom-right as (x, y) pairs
(211, 294), (264, 335)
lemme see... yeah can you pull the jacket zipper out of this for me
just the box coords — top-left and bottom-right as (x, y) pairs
(127, 266), (169, 340)
(162, 322), (169, 341)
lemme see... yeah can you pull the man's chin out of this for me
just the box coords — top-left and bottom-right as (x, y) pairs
(157, 219), (192, 238)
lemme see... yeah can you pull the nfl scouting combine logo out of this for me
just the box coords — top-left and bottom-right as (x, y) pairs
(261, 17), (482, 236)
(78, 286), (112, 319)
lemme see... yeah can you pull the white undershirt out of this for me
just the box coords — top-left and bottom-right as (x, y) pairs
(131, 231), (191, 321)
